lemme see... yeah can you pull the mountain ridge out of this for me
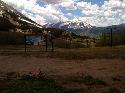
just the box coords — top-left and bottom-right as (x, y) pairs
(0, 0), (42, 31)
(1, 0), (125, 37)
(45, 21), (125, 37)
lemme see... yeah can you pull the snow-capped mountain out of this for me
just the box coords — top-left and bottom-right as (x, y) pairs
(1, 0), (125, 36)
(46, 21), (92, 29)
(0, 0), (42, 30)
(45, 21), (93, 35)
(45, 21), (125, 37)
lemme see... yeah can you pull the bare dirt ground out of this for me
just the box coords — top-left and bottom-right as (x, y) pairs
(0, 55), (125, 92)
(0, 55), (125, 77)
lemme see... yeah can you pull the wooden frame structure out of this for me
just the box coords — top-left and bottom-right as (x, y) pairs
(24, 33), (54, 52)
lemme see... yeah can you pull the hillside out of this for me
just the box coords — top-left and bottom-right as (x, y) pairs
(0, 0), (42, 31)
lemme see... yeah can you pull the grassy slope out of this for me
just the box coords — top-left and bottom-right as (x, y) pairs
(0, 45), (125, 60)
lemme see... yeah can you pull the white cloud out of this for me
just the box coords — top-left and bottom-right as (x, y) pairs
(42, 0), (76, 10)
(42, 0), (67, 4)
(77, 2), (99, 11)
(67, 13), (72, 16)
(60, 0), (76, 10)
(2, 0), (125, 27)
(2, 0), (69, 25)
(76, 0), (125, 27)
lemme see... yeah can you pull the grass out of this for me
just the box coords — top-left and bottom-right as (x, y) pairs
(0, 80), (84, 93)
(102, 87), (121, 93)
(0, 45), (124, 93)
(108, 87), (121, 93)
(112, 76), (122, 82)
(0, 71), (84, 93)
(39, 46), (125, 60)
(82, 75), (107, 86)
(66, 74), (107, 86)
(0, 75), (122, 93)
(1, 45), (125, 60)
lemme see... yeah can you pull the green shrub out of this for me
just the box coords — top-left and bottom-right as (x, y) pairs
(96, 29), (125, 47)
(108, 87), (120, 93)
(0, 31), (24, 45)
(54, 39), (85, 48)
(82, 75), (107, 86)
(64, 74), (107, 86)
(0, 80), (84, 93)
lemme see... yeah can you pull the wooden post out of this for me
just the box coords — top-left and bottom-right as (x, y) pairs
(51, 39), (54, 52)
(45, 35), (48, 52)
(86, 39), (89, 47)
(24, 35), (26, 52)
(110, 28), (113, 47)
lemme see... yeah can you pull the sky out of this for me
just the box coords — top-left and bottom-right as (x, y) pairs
(2, 0), (125, 27)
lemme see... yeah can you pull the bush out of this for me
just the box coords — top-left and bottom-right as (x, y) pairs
(108, 87), (120, 93)
(54, 39), (85, 48)
(96, 29), (125, 47)
(82, 75), (107, 86)
(0, 31), (24, 45)
(64, 74), (107, 86)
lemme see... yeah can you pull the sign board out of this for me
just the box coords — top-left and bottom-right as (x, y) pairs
(26, 36), (46, 46)
(24, 32), (54, 52)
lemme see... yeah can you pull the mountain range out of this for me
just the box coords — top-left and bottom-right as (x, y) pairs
(1, 0), (125, 37)
(45, 21), (125, 37)
(0, 0), (42, 31)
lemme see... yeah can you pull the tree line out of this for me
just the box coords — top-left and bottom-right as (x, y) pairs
(96, 29), (125, 46)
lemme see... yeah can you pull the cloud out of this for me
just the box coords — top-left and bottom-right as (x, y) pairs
(42, 0), (71, 4)
(42, 0), (76, 10)
(60, 0), (76, 10)
(2, 0), (68, 25)
(21, 10), (46, 25)
(76, 0), (125, 27)
(67, 13), (72, 16)
(2, 0), (125, 27)
(77, 2), (100, 17)
(77, 2), (99, 11)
